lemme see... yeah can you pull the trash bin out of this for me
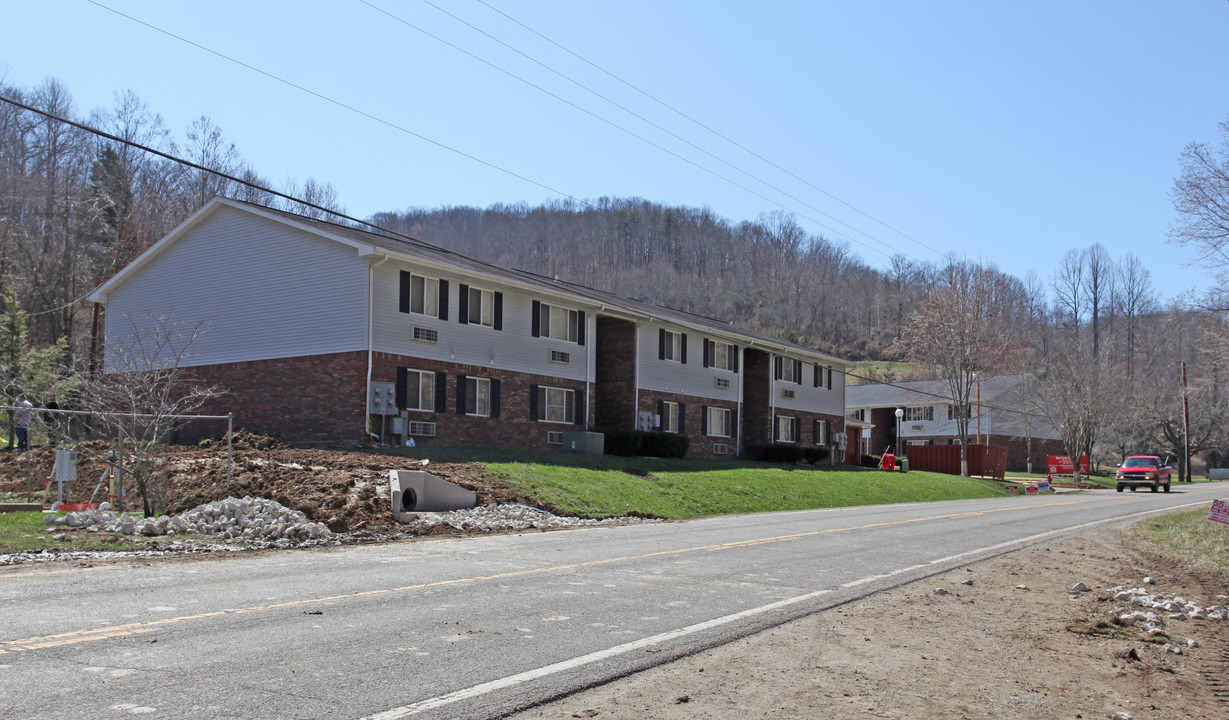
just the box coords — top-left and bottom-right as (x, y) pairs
(900, 457), (909, 472)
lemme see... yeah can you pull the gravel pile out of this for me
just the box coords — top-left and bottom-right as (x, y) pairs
(396, 502), (661, 532)
(1109, 585), (1229, 628)
(41, 496), (333, 543)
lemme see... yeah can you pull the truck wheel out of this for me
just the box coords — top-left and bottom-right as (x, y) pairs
(1151, 484), (1159, 493)
(1116, 485), (1123, 492)
(1130, 486), (1137, 492)
(1164, 483), (1171, 493)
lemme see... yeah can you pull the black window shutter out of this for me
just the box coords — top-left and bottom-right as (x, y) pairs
(438, 279), (449, 320)
(813, 364), (820, 387)
(678, 403), (686, 434)
(395, 367), (408, 409)
(730, 407), (738, 437)
(658, 328), (666, 360)
(574, 390), (584, 425)
(774, 356), (782, 380)
(399, 271), (410, 313)
(434, 372), (447, 413)
(813, 419), (820, 444)
(490, 379), (501, 417)
(531, 300), (541, 337)
(493, 292), (503, 331)
(456, 374), (467, 414)
(577, 310), (586, 346)
(458, 284), (470, 325)
(703, 339), (711, 368)
(732, 346), (739, 374)
(792, 417), (800, 442)
(680, 333), (687, 364)
(794, 359), (803, 384)
(701, 406), (708, 435)
(827, 366), (833, 389)
(657, 399), (664, 424)
(529, 383), (539, 420)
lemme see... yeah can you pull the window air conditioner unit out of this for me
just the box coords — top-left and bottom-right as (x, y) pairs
(781, 389), (795, 400)
(549, 350), (571, 364)
(713, 443), (729, 455)
(714, 377), (730, 389)
(547, 431), (564, 445)
(412, 327), (438, 343)
(406, 421), (437, 437)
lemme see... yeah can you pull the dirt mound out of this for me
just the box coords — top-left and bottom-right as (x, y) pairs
(0, 436), (545, 535)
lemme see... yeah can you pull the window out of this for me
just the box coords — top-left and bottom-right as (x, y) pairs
(775, 356), (803, 384)
(851, 408), (866, 422)
(401, 370), (434, 411)
(704, 339), (737, 371)
(775, 415), (797, 443)
(400, 271), (448, 319)
(662, 330), (684, 362)
(905, 406), (934, 422)
(814, 419), (829, 445)
(465, 377), (490, 416)
(706, 407), (732, 437)
(462, 285), (499, 328)
(533, 301), (582, 343)
(535, 386), (576, 424)
(662, 401), (679, 433)
(947, 404), (972, 420)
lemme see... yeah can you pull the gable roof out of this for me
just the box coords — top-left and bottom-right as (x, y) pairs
(90, 197), (849, 365)
(846, 374), (1024, 408)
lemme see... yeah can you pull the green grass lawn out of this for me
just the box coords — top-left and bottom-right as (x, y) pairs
(1136, 508), (1229, 576)
(0, 511), (151, 554)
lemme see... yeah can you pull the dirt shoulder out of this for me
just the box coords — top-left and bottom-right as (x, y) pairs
(511, 526), (1229, 720)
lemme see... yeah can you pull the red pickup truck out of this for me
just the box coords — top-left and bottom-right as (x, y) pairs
(1115, 455), (1172, 493)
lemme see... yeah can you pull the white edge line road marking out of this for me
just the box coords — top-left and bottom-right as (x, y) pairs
(363, 497), (1214, 719)
(360, 588), (834, 720)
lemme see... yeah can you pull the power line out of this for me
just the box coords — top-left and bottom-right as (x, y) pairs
(396, 0), (916, 259)
(473, 0), (946, 260)
(87, 0), (912, 262)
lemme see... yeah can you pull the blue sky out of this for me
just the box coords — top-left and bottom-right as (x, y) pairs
(4, 1), (1228, 301)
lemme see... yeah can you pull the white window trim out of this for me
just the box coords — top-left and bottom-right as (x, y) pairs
(776, 415), (797, 443)
(663, 401), (679, 433)
(712, 341), (735, 371)
(465, 377), (491, 417)
(663, 330), (683, 362)
(410, 273), (439, 318)
(468, 286), (496, 328)
(405, 370), (435, 412)
(539, 386), (575, 424)
(707, 407), (731, 438)
(541, 303), (579, 343)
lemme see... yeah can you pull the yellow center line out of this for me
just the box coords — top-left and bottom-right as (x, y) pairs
(0, 493), (1163, 654)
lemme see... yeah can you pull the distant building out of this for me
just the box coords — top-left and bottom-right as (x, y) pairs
(89, 198), (851, 458)
(846, 375), (1063, 472)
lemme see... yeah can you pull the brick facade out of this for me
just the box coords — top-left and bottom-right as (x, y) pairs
(187, 351), (370, 446)
(741, 349), (771, 448)
(594, 317), (637, 430)
(767, 409), (846, 461)
(637, 389), (740, 459)
(371, 352), (591, 452)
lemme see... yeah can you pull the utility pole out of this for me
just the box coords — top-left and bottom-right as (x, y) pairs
(1182, 361), (1191, 482)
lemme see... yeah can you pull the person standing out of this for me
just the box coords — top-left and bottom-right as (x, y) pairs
(14, 394), (33, 451)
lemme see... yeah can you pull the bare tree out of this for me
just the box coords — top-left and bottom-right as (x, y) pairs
(896, 259), (1024, 475)
(1169, 119), (1229, 286)
(78, 313), (222, 516)
(1029, 335), (1117, 482)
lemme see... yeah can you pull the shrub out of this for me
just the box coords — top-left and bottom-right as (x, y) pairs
(860, 453), (881, 468)
(600, 428), (643, 456)
(642, 431), (689, 459)
(803, 447), (830, 465)
(758, 443), (807, 464)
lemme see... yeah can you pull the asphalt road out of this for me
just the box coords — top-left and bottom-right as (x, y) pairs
(3, 483), (1226, 720)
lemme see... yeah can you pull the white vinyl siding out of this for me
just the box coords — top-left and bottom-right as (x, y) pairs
(101, 205), (367, 370)
(372, 264), (591, 382)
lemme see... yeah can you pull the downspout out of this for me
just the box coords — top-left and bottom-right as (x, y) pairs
(586, 305), (602, 430)
(366, 253), (390, 442)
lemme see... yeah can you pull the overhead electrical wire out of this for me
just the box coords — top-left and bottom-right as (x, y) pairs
(86, 0), (915, 263)
(473, 0), (947, 260)
(387, 0), (915, 258)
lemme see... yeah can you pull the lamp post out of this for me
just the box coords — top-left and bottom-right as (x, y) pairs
(894, 407), (904, 457)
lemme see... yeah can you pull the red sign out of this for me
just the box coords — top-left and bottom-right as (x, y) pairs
(1210, 499), (1229, 526)
(1047, 456), (1090, 480)
(1025, 485), (1040, 495)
